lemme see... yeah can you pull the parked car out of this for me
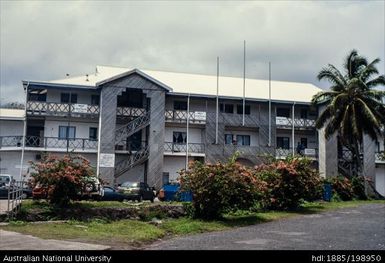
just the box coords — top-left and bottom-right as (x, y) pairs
(32, 177), (104, 200)
(79, 176), (104, 200)
(0, 174), (14, 188)
(117, 181), (155, 202)
(101, 186), (127, 201)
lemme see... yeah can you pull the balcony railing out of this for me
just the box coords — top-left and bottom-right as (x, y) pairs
(116, 107), (146, 117)
(275, 147), (318, 159)
(165, 110), (206, 124)
(164, 142), (205, 154)
(0, 136), (97, 151)
(27, 101), (99, 116)
(115, 141), (147, 152)
(276, 117), (316, 129)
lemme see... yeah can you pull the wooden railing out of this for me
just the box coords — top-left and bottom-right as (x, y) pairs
(27, 101), (99, 116)
(0, 136), (97, 151)
(275, 147), (318, 159)
(164, 142), (205, 154)
(276, 117), (316, 129)
(165, 110), (206, 124)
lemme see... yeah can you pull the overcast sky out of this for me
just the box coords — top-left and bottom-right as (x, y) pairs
(0, 0), (384, 104)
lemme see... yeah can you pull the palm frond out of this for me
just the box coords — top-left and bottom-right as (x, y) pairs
(366, 75), (385, 89)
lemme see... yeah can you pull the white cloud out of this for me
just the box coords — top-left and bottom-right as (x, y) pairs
(0, 0), (384, 103)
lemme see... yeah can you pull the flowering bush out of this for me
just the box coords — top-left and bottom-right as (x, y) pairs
(30, 154), (95, 207)
(325, 176), (367, 201)
(256, 157), (322, 210)
(179, 157), (267, 219)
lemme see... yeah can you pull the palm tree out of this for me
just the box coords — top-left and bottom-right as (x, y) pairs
(312, 50), (385, 176)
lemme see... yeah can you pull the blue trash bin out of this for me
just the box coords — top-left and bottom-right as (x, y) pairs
(323, 183), (332, 202)
(163, 184), (179, 201)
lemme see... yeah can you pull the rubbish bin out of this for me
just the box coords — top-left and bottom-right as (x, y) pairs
(323, 183), (332, 202)
(163, 184), (179, 201)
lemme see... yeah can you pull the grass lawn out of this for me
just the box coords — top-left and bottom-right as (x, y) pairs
(1, 200), (383, 248)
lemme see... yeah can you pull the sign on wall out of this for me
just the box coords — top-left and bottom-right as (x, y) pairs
(276, 116), (289, 126)
(72, 104), (89, 113)
(304, 148), (316, 156)
(99, 153), (115, 168)
(194, 111), (206, 121)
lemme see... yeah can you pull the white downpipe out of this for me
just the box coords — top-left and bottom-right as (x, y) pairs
(292, 102), (295, 156)
(19, 82), (29, 181)
(96, 92), (103, 178)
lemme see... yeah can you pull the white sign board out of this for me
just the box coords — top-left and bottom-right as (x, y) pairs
(276, 116), (289, 126)
(194, 111), (206, 121)
(72, 104), (89, 113)
(304, 148), (316, 156)
(99, 153), (115, 168)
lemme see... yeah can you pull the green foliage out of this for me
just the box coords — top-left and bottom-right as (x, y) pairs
(312, 50), (385, 175)
(29, 154), (95, 207)
(325, 176), (354, 201)
(256, 157), (322, 210)
(325, 176), (367, 201)
(179, 156), (267, 219)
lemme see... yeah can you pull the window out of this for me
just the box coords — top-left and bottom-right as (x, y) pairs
(91, 95), (100, 106)
(236, 105), (250, 115)
(224, 104), (234, 113)
(277, 137), (290, 149)
(173, 132), (186, 144)
(58, 126), (76, 140)
(225, 134), (233, 145)
(300, 109), (308, 119)
(28, 93), (46, 102)
(89, 127), (98, 140)
(300, 138), (308, 148)
(174, 101), (187, 111)
(61, 93), (77, 103)
(220, 103), (234, 113)
(236, 135), (250, 146)
(276, 108), (290, 118)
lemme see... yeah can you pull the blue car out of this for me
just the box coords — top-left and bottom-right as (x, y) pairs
(101, 186), (127, 201)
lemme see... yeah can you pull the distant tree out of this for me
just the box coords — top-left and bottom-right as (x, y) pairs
(311, 50), (385, 176)
(1, 102), (25, 109)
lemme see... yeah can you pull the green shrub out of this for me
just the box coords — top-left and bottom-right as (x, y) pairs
(256, 157), (322, 210)
(326, 176), (354, 201)
(179, 157), (267, 219)
(30, 154), (95, 207)
(351, 176), (367, 200)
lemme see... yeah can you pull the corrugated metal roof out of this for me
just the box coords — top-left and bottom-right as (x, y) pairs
(28, 65), (323, 103)
(0, 108), (25, 120)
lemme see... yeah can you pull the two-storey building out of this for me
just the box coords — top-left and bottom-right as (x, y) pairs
(0, 65), (383, 195)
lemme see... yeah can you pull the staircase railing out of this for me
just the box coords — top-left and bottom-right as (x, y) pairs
(115, 112), (150, 143)
(114, 146), (150, 178)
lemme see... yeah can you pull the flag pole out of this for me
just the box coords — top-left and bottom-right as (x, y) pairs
(268, 62), (271, 147)
(242, 40), (246, 126)
(185, 93), (190, 171)
(215, 57), (219, 144)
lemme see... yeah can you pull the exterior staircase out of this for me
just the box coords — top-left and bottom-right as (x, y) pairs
(114, 111), (150, 178)
(114, 145), (150, 178)
(115, 112), (150, 143)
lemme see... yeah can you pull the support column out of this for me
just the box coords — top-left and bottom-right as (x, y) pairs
(363, 134), (376, 196)
(146, 90), (165, 189)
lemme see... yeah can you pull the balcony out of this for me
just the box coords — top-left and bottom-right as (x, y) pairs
(116, 107), (146, 117)
(0, 136), (97, 152)
(27, 101), (99, 117)
(275, 148), (318, 159)
(165, 110), (206, 124)
(164, 142), (205, 155)
(276, 117), (316, 129)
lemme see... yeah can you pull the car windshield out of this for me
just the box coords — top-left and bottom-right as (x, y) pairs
(0, 176), (11, 183)
(121, 182), (139, 188)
